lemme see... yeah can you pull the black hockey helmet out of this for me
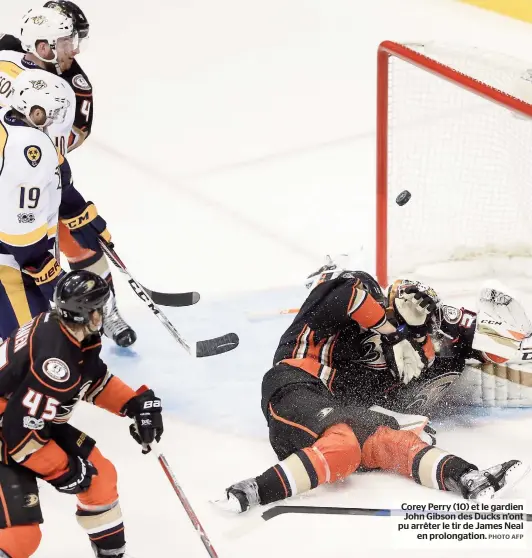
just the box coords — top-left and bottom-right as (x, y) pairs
(44, 1), (90, 40)
(305, 255), (385, 305)
(54, 270), (110, 324)
(349, 270), (386, 306)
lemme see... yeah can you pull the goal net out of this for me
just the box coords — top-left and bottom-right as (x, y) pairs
(376, 41), (532, 288)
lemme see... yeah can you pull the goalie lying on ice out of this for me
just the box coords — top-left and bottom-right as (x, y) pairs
(215, 257), (532, 513)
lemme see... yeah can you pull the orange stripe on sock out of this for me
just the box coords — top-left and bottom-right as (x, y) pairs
(89, 526), (124, 542)
(439, 456), (454, 491)
(273, 466), (289, 498)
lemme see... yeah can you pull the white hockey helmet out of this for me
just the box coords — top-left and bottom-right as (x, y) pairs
(19, 7), (76, 64)
(305, 254), (351, 290)
(10, 69), (71, 128)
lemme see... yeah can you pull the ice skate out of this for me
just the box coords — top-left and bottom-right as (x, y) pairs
(215, 478), (261, 513)
(92, 543), (128, 557)
(446, 460), (530, 501)
(103, 294), (137, 347)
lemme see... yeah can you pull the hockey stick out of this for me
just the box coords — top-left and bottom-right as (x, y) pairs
(99, 240), (239, 357)
(261, 505), (532, 521)
(151, 443), (219, 558)
(145, 289), (200, 308)
(246, 307), (300, 322)
(225, 503), (532, 538)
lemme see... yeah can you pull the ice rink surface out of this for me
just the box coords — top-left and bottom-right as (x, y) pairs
(4, 0), (532, 556)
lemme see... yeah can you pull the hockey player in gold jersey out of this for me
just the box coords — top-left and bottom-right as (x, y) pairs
(0, 69), (111, 342)
(0, 3), (137, 347)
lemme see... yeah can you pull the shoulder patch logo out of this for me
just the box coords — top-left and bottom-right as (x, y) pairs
(24, 145), (41, 167)
(72, 74), (90, 91)
(24, 493), (40, 508)
(42, 358), (70, 382)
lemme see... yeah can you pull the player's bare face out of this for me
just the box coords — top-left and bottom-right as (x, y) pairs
(55, 36), (80, 72)
(87, 310), (103, 334)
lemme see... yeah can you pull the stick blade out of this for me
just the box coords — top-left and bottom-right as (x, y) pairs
(143, 289), (201, 307)
(196, 333), (239, 357)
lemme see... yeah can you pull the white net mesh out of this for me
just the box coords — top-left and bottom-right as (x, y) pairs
(385, 42), (532, 281)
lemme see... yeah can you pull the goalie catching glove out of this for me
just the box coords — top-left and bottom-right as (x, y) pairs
(388, 280), (440, 339)
(61, 201), (112, 251)
(122, 387), (164, 454)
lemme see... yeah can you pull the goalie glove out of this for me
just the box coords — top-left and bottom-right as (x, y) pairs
(388, 280), (440, 338)
(381, 330), (430, 385)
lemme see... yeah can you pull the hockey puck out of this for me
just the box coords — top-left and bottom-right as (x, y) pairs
(396, 190), (411, 206)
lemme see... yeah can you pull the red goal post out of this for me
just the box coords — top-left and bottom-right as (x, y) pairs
(376, 41), (532, 287)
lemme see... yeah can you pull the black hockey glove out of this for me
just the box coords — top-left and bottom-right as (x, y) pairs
(48, 455), (97, 495)
(122, 387), (164, 454)
(60, 201), (112, 252)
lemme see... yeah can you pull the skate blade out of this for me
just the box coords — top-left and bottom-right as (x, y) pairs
(494, 462), (531, 499)
(209, 495), (244, 514)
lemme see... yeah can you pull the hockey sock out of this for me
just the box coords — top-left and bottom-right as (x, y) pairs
(411, 451), (476, 491)
(70, 251), (112, 282)
(361, 426), (475, 490)
(256, 423), (361, 505)
(76, 501), (125, 553)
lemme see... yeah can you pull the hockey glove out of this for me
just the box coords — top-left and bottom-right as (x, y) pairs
(48, 455), (97, 495)
(24, 253), (65, 303)
(391, 281), (440, 338)
(60, 201), (112, 252)
(122, 387), (164, 454)
(381, 330), (428, 385)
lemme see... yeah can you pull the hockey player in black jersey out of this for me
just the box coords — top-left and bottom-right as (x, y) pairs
(0, 271), (163, 557)
(0, 2), (137, 348)
(216, 258), (529, 513)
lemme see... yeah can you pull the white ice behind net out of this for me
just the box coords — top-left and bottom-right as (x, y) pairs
(386, 42), (532, 289)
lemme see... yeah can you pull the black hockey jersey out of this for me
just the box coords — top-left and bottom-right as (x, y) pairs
(0, 312), (135, 478)
(263, 275), (470, 412)
(264, 275), (400, 407)
(0, 34), (94, 151)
